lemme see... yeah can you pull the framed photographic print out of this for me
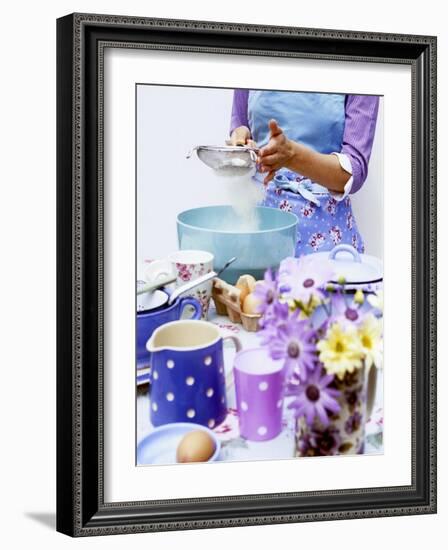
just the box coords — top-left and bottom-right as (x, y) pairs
(56, 13), (437, 536)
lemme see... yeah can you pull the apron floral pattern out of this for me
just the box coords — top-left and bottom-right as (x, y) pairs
(256, 171), (365, 257)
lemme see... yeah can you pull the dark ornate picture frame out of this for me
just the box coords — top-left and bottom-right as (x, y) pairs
(56, 13), (437, 537)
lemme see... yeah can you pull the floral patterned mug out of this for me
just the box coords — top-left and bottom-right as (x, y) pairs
(168, 250), (214, 319)
(295, 364), (378, 456)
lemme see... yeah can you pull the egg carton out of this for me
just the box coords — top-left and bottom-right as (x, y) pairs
(212, 278), (261, 332)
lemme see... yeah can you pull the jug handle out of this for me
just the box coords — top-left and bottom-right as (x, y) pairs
(179, 297), (202, 320)
(366, 364), (378, 420)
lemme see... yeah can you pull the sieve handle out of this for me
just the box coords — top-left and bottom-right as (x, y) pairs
(185, 146), (198, 159)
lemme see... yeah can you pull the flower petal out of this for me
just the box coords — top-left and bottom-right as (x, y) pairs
(315, 401), (330, 427)
(304, 403), (315, 426)
(321, 393), (341, 414)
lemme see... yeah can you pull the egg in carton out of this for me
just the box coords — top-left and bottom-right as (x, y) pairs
(212, 275), (261, 332)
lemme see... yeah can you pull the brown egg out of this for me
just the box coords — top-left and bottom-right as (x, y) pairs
(176, 430), (216, 463)
(242, 292), (261, 315)
(236, 275), (257, 305)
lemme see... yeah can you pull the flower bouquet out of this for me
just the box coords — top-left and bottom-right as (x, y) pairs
(254, 255), (383, 456)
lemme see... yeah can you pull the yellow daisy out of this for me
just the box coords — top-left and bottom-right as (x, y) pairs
(317, 322), (363, 379)
(357, 314), (383, 369)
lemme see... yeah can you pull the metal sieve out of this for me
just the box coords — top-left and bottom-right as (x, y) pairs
(186, 145), (258, 176)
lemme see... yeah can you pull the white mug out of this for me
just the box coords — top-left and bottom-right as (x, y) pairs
(168, 250), (214, 319)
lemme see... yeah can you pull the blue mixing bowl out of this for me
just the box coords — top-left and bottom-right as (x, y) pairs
(177, 205), (298, 283)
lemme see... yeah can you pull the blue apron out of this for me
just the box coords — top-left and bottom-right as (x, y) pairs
(248, 91), (364, 256)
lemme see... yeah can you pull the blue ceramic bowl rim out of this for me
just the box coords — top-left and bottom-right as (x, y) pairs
(137, 422), (221, 464)
(177, 205), (298, 235)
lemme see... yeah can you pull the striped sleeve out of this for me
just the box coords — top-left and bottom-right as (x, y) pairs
(340, 95), (380, 194)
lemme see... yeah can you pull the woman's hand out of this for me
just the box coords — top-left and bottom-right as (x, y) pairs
(258, 120), (295, 185)
(258, 119), (351, 193)
(229, 126), (257, 148)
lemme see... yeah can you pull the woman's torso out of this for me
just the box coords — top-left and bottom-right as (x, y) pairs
(247, 90), (364, 255)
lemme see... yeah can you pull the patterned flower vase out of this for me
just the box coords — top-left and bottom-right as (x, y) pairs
(295, 364), (377, 457)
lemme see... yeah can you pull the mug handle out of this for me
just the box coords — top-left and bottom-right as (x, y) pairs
(220, 330), (243, 394)
(366, 364), (378, 420)
(222, 332), (242, 353)
(179, 296), (202, 320)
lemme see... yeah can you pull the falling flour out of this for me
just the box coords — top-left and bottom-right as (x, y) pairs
(214, 158), (253, 178)
(215, 173), (265, 232)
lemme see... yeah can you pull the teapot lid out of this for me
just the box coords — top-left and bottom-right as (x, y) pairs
(313, 244), (383, 284)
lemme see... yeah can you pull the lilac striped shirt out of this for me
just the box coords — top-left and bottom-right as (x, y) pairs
(230, 90), (379, 194)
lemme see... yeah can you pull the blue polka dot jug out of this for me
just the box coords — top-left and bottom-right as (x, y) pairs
(146, 320), (242, 428)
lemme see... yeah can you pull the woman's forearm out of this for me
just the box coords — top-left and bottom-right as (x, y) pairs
(285, 141), (350, 193)
(257, 121), (351, 192)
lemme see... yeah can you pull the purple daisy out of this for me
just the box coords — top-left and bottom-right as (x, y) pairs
(258, 300), (290, 338)
(311, 289), (371, 332)
(286, 365), (341, 427)
(252, 268), (278, 315)
(278, 255), (334, 304)
(328, 291), (364, 325)
(265, 311), (317, 380)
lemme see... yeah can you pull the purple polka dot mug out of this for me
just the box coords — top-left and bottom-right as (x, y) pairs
(233, 348), (285, 441)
